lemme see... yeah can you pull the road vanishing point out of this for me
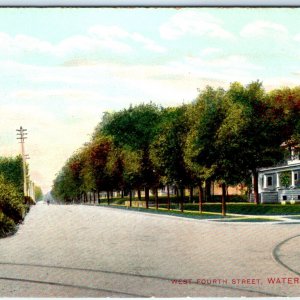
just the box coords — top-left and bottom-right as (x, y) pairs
(1, 203), (300, 297)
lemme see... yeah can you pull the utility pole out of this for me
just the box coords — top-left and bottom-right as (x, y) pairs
(16, 126), (28, 197)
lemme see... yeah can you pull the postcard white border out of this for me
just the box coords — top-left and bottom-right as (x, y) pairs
(0, 0), (300, 6)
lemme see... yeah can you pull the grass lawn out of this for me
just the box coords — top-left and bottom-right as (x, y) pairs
(212, 217), (281, 223)
(98, 203), (234, 220)
(98, 204), (286, 222)
(92, 193), (300, 218)
(97, 196), (300, 216)
(155, 202), (300, 215)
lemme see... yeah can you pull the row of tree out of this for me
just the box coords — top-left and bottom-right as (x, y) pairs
(0, 156), (27, 237)
(52, 81), (300, 215)
(0, 155), (43, 237)
(0, 155), (43, 202)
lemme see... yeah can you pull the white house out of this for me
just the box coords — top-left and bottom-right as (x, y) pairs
(256, 145), (300, 203)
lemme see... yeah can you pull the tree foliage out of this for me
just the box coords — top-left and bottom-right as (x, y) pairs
(34, 185), (43, 201)
(0, 155), (23, 194)
(150, 106), (192, 187)
(0, 175), (26, 237)
(52, 82), (299, 213)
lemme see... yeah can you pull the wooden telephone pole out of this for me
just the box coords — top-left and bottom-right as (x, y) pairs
(16, 126), (28, 197)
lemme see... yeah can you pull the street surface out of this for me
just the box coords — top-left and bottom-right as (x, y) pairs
(0, 203), (300, 297)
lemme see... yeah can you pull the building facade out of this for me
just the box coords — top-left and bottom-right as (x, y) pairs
(256, 146), (300, 203)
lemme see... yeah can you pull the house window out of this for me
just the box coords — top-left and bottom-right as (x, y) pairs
(298, 195), (300, 200)
(283, 195), (287, 200)
(295, 173), (298, 181)
(267, 176), (273, 186)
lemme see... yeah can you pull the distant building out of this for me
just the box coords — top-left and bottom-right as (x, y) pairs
(255, 144), (300, 203)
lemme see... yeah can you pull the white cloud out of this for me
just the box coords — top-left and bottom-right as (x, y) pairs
(10, 88), (101, 102)
(200, 47), (222, 56)
(160, 11), (234, 40)
(194, 55), (262, 70)
(0, 33), (14, 52)
(0, 32), (132, 57)
(130, 32), (166, 53)
(0, 33), (56, 56)
(240, 21), (288, 38)
(294, 34), (300, 42)
(89, 25), (166, 53)
(15, 34), (55, 53)
(89, 25), (130, 39)
(0, 25), (166, 60)
(56, 35), (110, 56)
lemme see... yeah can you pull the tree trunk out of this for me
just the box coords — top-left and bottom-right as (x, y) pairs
(180, 187), (184, 212)
(93, 191), (96, 204)
(89, 192), (92, 203)
(145, 187), (149, 209)
(198, 184), (204, 213)
(107, 190), (110, 205)
(129, 190), (132, 207)
(175, 186), (178, 198)
(97, 191), (100, 204)
(138, 189), (141, 200)
(221, 183), (226, 216)
(205, 179), (212, 202)
(121, 190), (124, 198)
(167, 185), (170, 210)
(155, 188), (159, 210)
(189, 186), (193, 203)
(253, 170), (259, 205)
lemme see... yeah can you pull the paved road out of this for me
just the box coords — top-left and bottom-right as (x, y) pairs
(0, 203), (300, 297)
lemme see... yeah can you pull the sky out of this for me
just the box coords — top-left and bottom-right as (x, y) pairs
(1, 8), (300, 193)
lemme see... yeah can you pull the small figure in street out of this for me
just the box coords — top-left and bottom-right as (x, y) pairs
(47, 199), (50, 205)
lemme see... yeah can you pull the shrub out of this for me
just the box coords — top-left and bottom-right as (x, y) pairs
(0, 212), (16, 238)
(280, 171), (291, 188)
(0, 175), (25, 224)
(0, 156), (23, 194)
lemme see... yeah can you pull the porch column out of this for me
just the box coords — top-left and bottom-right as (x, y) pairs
(276, 173), (280, 188)
(263, 175), (267, 189)
(291, 170), (295, 187)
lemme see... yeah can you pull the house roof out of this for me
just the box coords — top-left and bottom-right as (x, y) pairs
(259, 162), (300, 173)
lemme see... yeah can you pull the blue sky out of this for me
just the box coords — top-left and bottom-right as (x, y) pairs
(0, 8), (300, 192)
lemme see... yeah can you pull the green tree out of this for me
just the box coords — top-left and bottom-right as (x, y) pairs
(268, 87), (300, 141)
(150, 106), (192, 211)
(268, 87), (300, 162)
(0, 175), (25, 225)
(0, 155), (24, 194)
(34, 185), (43, 201)
(225, 82), (288, 204)
(121, 148), (142, 206)
(84, 136), (114, 203)
(213, 87), (253, 214)
(185, 86), (227, 213)
(101, 103), (161, 208)
(52, 151), (86, 203)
